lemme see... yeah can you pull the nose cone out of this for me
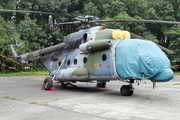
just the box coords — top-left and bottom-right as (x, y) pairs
(151, 69), (174, 82)
(116, 39), (174, 82)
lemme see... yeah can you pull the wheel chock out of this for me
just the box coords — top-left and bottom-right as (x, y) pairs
(61, 83), (68, 87)
(96, 84), (108, 88)
(41, 86), (45, 90)
(49, 87), (55, 91)
(104, 85), (108, 88)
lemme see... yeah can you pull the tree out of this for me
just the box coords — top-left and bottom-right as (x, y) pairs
(0, 16), (18, 71)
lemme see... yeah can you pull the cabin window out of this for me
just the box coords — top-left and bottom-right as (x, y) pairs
(53, 58), (58, 61)
(102, 54), (107, 61)
(58, 60), (62, 66)
(67, 59), (70, 66)
(74, 59), (77, 65)
(83, 57), (87, 64)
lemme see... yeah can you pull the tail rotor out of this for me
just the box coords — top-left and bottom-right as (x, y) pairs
(13, 34), (25, 52)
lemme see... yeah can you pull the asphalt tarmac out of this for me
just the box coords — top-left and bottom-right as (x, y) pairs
(0, 75), (180, 120)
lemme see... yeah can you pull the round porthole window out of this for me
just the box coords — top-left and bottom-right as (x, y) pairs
(74, 59), (77, 65)
(102, 54), (107, 61)
(83, 57), (87, 64)
(58, 60), (61, 66)
(67, 59), (70, 66)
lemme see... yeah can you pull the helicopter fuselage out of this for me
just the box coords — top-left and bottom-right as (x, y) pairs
(16, 26), (174, 83)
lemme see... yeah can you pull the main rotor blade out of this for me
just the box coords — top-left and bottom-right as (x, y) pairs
(99, 19), (180, 24)
(0, 10), (74, 18)
(100, 24), (175, 54)
(0, 21), (81, 33)
(130, 33), (175, 54)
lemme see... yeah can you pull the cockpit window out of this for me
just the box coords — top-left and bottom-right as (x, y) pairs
(82, 33), (87, 43)
(82, 32), (91, 43)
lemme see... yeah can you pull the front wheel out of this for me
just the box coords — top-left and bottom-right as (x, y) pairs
(120, 85), (134, 96)
(128, 90), (134, 96)
(120, 85), (130, 96)
(43, 78), (53, 90)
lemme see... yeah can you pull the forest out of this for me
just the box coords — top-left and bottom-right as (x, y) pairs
(0, 0), (180, 72)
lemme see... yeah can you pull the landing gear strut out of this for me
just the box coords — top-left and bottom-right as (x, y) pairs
(97, 82), (106, 87)
(120, 79), (134, 96)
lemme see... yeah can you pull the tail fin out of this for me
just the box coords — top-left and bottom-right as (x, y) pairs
(10, 44), (28, 63)
(10, 44), (19, 62)
(14, 34), (26, 52)
(16, 41), (25, 52)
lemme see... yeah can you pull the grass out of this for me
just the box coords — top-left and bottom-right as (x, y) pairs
(174, 72), (180, 75)
(22, 79), (42, 82)
(1, 95), (59, 106)
(0, 71), (50, 76)
(174, 83), (180, 85)
(29, 101), (49, 105)
(29, 98), (59, 105)
(0, 96), (24, 102)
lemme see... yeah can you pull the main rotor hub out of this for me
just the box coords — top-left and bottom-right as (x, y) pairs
(75, 15), (99, 22)
(74, 15), (100, 28)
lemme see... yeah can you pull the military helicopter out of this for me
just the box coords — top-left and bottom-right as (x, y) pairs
(0, 9), (178, 96)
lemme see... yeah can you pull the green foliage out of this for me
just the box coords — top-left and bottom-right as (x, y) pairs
(0, 16), (16, 68)
(0, 0), (180, 71)
(0, 70), (49, 76)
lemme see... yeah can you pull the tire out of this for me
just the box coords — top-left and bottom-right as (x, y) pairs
(127, 85), (134, 96)
(43, 78), (53, 90)
(128, 90), (134, 96)
(120, 85), (130, 96)
(97, 82), (106, 87)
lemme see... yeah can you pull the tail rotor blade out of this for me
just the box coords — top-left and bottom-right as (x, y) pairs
(18, 41), (25, 48)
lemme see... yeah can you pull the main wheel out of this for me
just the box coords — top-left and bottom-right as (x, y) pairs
(43, 78), (53, 90)
(120, 85), (130, 96)
(97, 82), (106, 87)
(127, 85), (134, 96)
(128, 90), (134, 96)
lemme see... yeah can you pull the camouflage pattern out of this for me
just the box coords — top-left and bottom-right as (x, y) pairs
(10, 26), (173, 83)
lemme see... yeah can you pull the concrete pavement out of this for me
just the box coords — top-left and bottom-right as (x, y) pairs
(0, 75), (180, 120)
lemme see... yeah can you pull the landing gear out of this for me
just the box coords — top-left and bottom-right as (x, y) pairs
(120, 79), (134, 96)
(97, 82), (106, 87)
(43, 77), (53, 90)
(96, 82), (108, 88)
(120, 85), (133, 96)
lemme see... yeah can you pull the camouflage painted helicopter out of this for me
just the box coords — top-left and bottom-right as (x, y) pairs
(0, 10), (178, 96)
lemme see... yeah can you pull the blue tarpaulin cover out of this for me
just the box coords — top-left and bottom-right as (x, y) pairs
(116, 39), (174, 82)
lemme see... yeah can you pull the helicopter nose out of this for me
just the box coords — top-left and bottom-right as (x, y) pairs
(115, 39), (174, 81)
(138, 55), (174, 82)
(150, 69), (174, 82)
